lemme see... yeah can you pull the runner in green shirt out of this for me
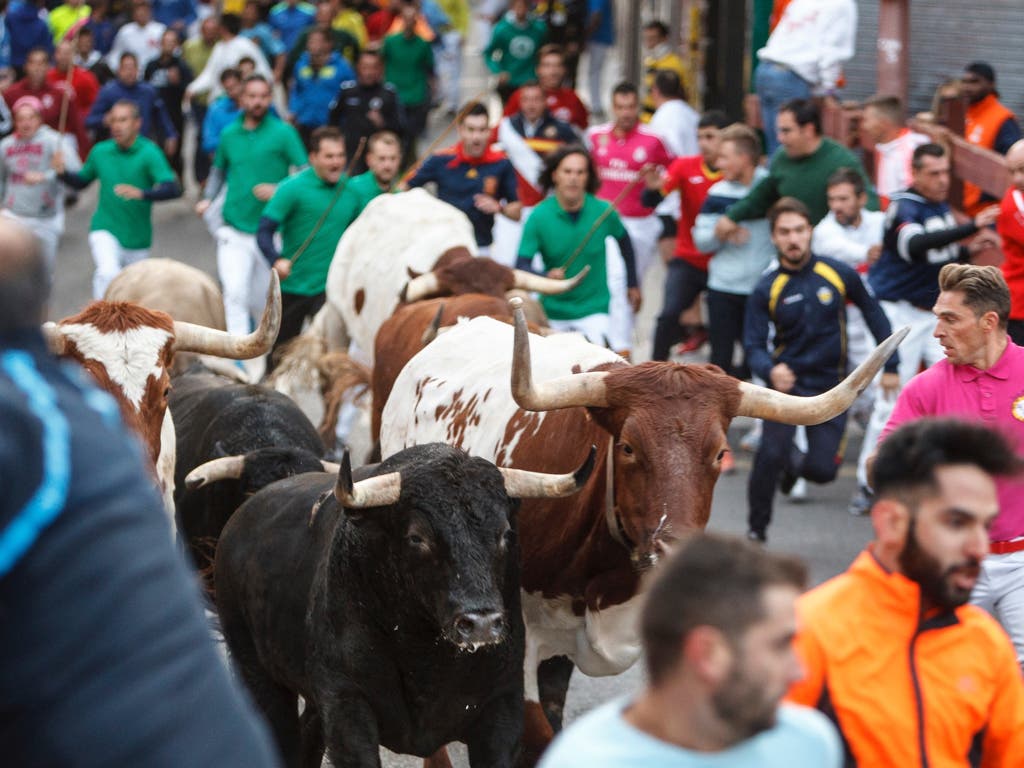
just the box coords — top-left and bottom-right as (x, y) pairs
(483, 0), (547, 102)
(334, 130), (402, 231)
(195, 75), (307, 336)
(56, 100), (181, 299)
(516, 145), (638, 347)
(381, 2), (435, 165)
(257, 126), (347, 362)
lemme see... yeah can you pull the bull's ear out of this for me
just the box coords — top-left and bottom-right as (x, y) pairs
(212, 440), (229, 458)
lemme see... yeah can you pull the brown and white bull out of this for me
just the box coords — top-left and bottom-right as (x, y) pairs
(43, 273), (282, 524)
(380, 302), (907, 760)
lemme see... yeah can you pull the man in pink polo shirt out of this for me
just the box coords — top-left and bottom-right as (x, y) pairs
(878, 263), (1024, 666)
(587, 81), (673, 355)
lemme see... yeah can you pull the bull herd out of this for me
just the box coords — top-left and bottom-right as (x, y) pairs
(47, 191), (905, 767)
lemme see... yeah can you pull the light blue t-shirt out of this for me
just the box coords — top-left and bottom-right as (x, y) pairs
(538, 699), (841, 768)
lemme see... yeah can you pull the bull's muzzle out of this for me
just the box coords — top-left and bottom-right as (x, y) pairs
(449, 610), (505, 650)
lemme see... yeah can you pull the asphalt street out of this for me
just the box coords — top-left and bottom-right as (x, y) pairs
(44, 37), (877, 768)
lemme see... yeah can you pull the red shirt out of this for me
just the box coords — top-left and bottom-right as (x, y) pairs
(504, 86), (589, 130)
(662, 155), (722, 269)
(997, 186), (1024, 320)
(46, 66), (100, 116)
(365, 10), (397, 41)
(2, 80), (90, 159)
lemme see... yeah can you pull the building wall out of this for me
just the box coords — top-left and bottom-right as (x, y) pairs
(841, 0), (1024, 117)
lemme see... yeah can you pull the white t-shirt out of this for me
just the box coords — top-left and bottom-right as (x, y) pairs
(757, 0), (856, 91)
(538, 699), (842, 768)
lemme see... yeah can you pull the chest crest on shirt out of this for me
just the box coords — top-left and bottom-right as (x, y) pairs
(1012, 394), (1024, 422)
(816, 286), (834, 306)
(466, 168), (478, 179)
(632, 146), (647, 163)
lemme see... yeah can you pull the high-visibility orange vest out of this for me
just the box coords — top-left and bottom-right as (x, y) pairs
(964, 93), (1016, 214)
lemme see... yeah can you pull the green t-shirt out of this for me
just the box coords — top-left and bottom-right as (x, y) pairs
(215, 115), (308, 234)
(518, 194), (627, 320)
(483, 16), (547, 87)
(334, 170), (392, 231)
(79, 136), (176, 249)
(262, 167), (350, 296)
(382, 32), (434, 107)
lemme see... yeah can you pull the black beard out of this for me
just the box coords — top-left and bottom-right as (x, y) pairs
(898, 518), (979, 611)
(710, 655), (778, 743)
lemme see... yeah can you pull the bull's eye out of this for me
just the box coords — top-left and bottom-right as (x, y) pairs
(407, 534), (426, 547)
(716, 449), (727, 463)
(619, 442), (634, 456)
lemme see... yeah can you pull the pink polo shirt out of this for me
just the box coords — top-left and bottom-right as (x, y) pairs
(587, 122), (673, 218)
(881, 340), (1024, 542)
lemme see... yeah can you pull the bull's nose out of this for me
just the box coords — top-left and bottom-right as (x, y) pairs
(452, 611), (505, 645)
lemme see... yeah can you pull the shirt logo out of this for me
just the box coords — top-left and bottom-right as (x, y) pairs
(466, 168), (478, 179)
(783, 294), (804, 305)
(817, 287), (834, 305)
(1012, 395), (1024, 422)
(633, 147), (647, 163)
(689, 175), (705, 184)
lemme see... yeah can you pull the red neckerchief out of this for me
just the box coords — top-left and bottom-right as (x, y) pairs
(446, 142), (506, 169)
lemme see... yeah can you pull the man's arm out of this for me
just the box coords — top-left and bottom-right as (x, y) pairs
(812, 217), (872, 268)
(724, 173), (780, 223)
(742, 281), (776, 383)
(256, 215), (282, 266)
(841, 263), (899, 376)
(995, 118), (1023, 156)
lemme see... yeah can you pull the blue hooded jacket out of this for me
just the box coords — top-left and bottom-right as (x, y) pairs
(5, 1), (53, 68)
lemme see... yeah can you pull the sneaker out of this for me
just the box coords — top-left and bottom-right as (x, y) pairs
(747, 528), (766, 543)
(786, 477), (808, 502)
(676, 328), (709, 354)
(848, 485), (874, 516)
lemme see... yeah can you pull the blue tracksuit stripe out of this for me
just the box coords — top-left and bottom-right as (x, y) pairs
(0, 351), (71, 578)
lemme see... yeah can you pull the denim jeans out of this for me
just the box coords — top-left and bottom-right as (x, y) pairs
(755, 61), (812, 156)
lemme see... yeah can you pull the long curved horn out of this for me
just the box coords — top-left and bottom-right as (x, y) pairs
(421, 302), (445, 345)
(509, 297), (609, 411)
(499, 445), (596, 498)
(42, 322), (67, 355)
(736, 325), (910, 425)
(512, 265), (591, 295)
(173, 271), (282, 359)
(401, 271), (442, 303)
(184, 455), (246, 490)
(334, 450), (402, 509)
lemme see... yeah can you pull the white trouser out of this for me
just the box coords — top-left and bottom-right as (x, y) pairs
(604, 235), (631, 352)
(216, 225), (271, 336)
(2, 209), (64, 272)
(490, 206), (533, 268)
(203, 187), (226, 236)
(587, 42), (611, 114)
(856, 300), (945, 487)
(971, 548), (1024, 667)
(622, 214), (661, 282)
(548, 313), (611, 346)
(89, 230), (150, 299)
(438, 30), (464, 111)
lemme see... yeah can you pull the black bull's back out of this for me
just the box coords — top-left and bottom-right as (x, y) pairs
(214, 449), (525, 766)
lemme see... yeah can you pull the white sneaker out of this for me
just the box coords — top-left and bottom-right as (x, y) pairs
(785, 478), (808, 502)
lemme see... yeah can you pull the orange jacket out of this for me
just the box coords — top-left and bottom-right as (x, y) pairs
(788, 549), (1024, 767)
(964, 94), (1016, 214)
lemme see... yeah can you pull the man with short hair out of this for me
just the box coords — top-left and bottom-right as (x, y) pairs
(540, 532), (841, 767)
(406, 101), (520, 256)
(996, 139), (1024, 346)
(640, 20), (689, 123)
(47, 39), (100, 117)
(589, 81), (672, 355)
(196, 76), (306, 336)
(335, 129), (401, 225)
(492, 79), (576, 266)
(858, 143), (1002, 514)
(55, 99), (181, 298)
(288, 27), (353, 145)
(715, 99), (876, 242)
(0, 218), (282, 768)
(872, 264), (1024, 668)
(961, 61), (1023, 216)
(328, 49), (403, 176)
(744, 197), (898, 542)
(860, 94), (928, 199)
(88, 52), (178, 159)
(258, 126), (346, 361)
(642, 109), (726, 361)
(754, 0), (856, 155)
(791, 417), (1024, 763)
(106, 0), (167, 72)
(185, 13), (272, 104)
(483, 0), (545, 104)
(4, 47), (89, 159)
(503, 44), (588, 131)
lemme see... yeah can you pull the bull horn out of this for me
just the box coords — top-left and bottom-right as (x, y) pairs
(172, 271), (282, 359)
(320, 460), (340, 472)
(401, 271), (441, 303)
(334, 449), (402, 509)
(184, 455), (246, 490)
(736, 325), (910, 425)
(421, 302), (445, 345)
(512, 265), (590, 295)
(509, 297), (609, 411)
(42, 321), (67, 355)
(499, 445), (596, 498)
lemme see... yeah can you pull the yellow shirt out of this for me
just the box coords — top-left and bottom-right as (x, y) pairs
(642, 49), (690, 121)
(332, 9), (368, 48)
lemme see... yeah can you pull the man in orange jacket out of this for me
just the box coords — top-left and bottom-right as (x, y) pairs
(788, 418), (1024, 767)
(961, 62), (1022, 215)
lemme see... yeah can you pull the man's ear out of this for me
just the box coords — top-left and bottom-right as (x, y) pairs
(682, 625), (733, 687)
(872, 497), (910, 548)
(980, 310), (1000, 333)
